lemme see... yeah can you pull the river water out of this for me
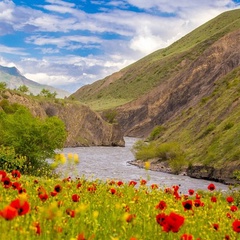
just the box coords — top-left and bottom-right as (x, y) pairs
(58, 137), (229, 193)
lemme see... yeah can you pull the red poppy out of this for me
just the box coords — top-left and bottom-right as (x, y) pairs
(0, 170), (7, 180)
(182, 200), (193, 211)
(230, 205), (238, 212)
(207, 183), (216, 191)
(54, 184), (62, 193)
(66, 209), (76, 218)
(18, 188), (26, 194)
(164, 187), (172, 194)
(232, 219), (240, 233)
(110, 188), (116, 194)
(180, 234), (193, 240)
(10, 198), (30, 216)
(38, 186), (48, 202)
(194, 199), (204, 207)
(226, 196), (234, 203)
(195, 193), (201, 199)
(212, 223), (219, 230)
(188, 189), (194, 195)
(11, 170), (21, 179)
(108, 180), (115, 185)
(72, 194), (80, 202)
(34, 179), (39, 184)
(162, 212), (185, 233)
(87, 184), (97, 192)
(33, 222), (41, 235)
(51, 191), (58, 197)
(0, 205), (18, 220)
(2, 177), (12, 188)
(77, 233), (86, 240)
(129, 180), (137, 187)
(156, 213), (168, 226)
(12, 182), (21, 190)
(140, 179), (147, 185)
(155, 200), (167, 211)
(38, 192), (49, 202)
(226, 212), (232, 219)
(151, 184), (158, 189)
(225, 235), (230, 240)
(117, 181), (124, 186)
(211, 196), (217, 203)
(77, 182), (82, 188)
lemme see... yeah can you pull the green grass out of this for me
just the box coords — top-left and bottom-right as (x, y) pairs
(1, 167), (240, 240)
(143, 67), (240, 169)
(70, 9), (240, 111)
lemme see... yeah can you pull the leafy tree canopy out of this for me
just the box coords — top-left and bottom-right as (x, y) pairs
(0, 100), (67, 176)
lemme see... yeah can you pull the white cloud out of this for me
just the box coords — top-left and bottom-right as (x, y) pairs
(0, 0), (239, 92)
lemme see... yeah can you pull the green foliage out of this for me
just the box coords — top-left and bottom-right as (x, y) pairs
(0, 99), (22, 114)
(17, 85), (29, 93)
(0, 101), (67, 176)
(39, 88), (57, 98)
(0, 82), (7, 90)
(0, 146), (26, 171)
(102, 109), (117, 123)
(133, 140), (186, 171)
(147, 125), (165, 141)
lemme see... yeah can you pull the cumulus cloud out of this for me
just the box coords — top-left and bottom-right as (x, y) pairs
(0, 0), (239, 92)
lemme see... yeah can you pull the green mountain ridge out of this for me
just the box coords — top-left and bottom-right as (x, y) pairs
(70, 9), (240, 183)
(71, 9), (240, 110)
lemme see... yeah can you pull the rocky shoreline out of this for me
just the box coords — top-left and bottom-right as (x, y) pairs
(128, 160), (240, 185)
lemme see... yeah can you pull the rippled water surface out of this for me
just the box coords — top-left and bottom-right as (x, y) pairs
(59, 137), (229, 193)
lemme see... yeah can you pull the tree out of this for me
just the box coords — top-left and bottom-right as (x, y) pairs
(39, 88), (57, 98)
(17, 85), (29, 93)
(0, 101), (67, 176)
(0, 82), (7, 90)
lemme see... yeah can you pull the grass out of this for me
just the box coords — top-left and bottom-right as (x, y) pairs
(1, 162), (240, 240)
(70, 9), (240, 111)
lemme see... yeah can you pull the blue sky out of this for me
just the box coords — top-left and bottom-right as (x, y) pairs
(0, 0), (239, 92)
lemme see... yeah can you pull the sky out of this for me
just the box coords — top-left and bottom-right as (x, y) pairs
(0, 0), (239, 93)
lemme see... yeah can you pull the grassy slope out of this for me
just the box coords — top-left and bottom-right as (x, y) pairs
(70, 9), (240, 111)
(155, 67), (240, 168)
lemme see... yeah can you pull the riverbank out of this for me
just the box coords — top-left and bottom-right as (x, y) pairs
(128, 159), (240, 185)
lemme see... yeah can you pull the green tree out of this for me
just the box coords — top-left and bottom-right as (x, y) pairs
(0, 102), (67, 175)
(40, 88), (57, 98)
(0, 82), (7, 90)
(17, 85), (29, 93)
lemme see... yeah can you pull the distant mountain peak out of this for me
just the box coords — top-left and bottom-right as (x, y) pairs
(0, 65), (22, 77)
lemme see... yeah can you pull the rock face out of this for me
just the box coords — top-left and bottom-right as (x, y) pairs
(0, 91), (125, 147)
(116, 30), (240, 137)
(186, 164), (240, 185)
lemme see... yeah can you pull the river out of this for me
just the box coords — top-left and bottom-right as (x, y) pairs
(58, 137), (229, 193)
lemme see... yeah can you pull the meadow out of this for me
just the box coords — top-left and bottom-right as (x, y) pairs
(0, 154), (240, 240)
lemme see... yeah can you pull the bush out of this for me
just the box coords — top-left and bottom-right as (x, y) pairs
(133, 140), (185, 169)
(147, 125), (165, 141)
(0, 101), (67, 176)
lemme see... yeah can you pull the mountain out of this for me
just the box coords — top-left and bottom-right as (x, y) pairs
(70, 9), (240, 183)
(0, 90), (124, 147)
(0, 65), (70, 98)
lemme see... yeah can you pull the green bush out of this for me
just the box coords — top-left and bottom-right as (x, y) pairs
(133, 140), (185, 167)
(0, 101), (67, 176)
(0, 145), (26, 171)
(147, 125), (165, 141)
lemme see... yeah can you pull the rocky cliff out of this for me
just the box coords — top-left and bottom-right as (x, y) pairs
(0, 91), (125, 147)
(116, 30), (240, 137)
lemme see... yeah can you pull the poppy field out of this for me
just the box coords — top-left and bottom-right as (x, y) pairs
(0, 156), (240, 240)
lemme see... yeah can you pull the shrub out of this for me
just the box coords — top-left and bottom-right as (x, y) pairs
(0, 102), (67, 176)
(147, 125), (165, 141)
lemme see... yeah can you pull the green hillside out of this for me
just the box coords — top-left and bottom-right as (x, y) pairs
(70, 9), (240, 110)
